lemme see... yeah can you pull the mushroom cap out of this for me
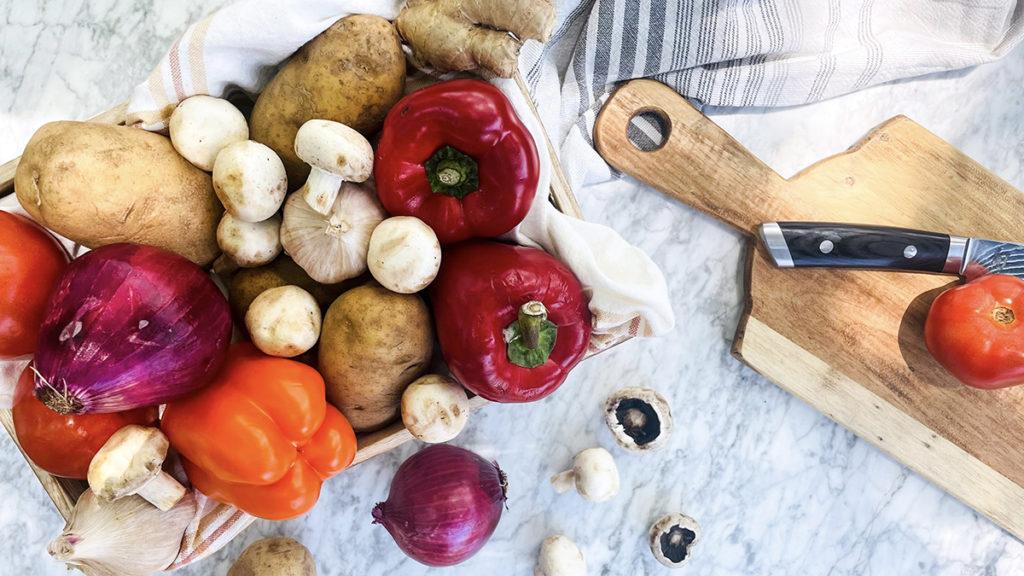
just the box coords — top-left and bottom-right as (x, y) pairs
(367, 216), (442, 294)
(535, 535), (587, 576)
(87, 425), (169, 500)
(245, 285), (322, 358)
(649, 513), (700, 569)
(293, 119), (373, 182)
(217, 212), (282, 268)
(169, 95), (249, 171)
(604, 387), (673, 451)
(571, 447), (619, 502)
(212, 140), (288, 223)
(401, 374), (470, 443)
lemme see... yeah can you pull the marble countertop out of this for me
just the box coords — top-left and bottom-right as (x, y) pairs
(4, 2), (1024, 575)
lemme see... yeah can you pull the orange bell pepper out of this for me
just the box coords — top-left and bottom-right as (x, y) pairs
(162, 343), (357, 520)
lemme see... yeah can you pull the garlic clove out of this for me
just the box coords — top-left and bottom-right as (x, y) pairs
(48, 489), (195, 576)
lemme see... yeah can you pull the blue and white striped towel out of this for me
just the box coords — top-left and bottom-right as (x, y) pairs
(519, 0), (1024, 191)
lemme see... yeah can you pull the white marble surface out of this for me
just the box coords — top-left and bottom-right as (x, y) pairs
(4, 1), (1024, 575)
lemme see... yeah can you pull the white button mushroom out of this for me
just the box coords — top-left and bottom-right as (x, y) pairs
(169, 95), (249, 171)
(401, 374), (471, 443)
(213, 140), (288, 223)
(294, 119), (373, 215)
(649, 513), (701, 569)
(550, 447), (620, 503)
(368, 216), (442, 294)
(245, 285), (322, 358)
(216, 212), (282, 270)
(87, 425), (187, 511)
(535, 535), (587, 576)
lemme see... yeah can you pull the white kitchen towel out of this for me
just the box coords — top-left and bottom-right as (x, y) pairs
(518, 0), (1024, 192)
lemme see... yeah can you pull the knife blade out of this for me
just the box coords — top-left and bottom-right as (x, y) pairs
(759, 222), (1024, 280)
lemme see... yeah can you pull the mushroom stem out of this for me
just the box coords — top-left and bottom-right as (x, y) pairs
(518, 301), (548, 350)
(549, 448), (620, 502)
(549, 469), (576, 494)
(302, 168), (344, 215)
(212, 253), (240, 276)
(136, 471), (187, 512)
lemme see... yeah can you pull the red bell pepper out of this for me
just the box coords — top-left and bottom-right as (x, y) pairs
(374, 79), (540, 244)
(429, 241), (592, 402)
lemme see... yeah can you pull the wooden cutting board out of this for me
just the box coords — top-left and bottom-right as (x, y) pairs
(595, 79), (1024, 540)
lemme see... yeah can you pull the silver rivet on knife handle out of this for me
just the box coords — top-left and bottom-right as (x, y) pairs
(943, 235), (969, 275)
(760, 223), (794, 268)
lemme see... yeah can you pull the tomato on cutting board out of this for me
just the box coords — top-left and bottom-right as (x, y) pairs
(925, 274), (1024, 390)
(12, 366), (159, 479)
(0, 211), (68, 357)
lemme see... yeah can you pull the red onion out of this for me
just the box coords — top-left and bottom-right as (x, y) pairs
(373, 444), (508, 567)
(33, 243), (231, 414)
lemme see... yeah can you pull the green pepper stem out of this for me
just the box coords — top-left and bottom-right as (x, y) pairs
(424, 145), (479, 199)
(505, 301), (558, 369)
(518, 301), (547, 350)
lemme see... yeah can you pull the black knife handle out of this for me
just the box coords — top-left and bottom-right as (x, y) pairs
(761, 222), (952, 273)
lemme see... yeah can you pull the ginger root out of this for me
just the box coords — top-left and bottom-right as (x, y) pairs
(396, 0), (556, 78)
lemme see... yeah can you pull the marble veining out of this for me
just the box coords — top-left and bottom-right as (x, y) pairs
(3, 1), (1024, 575)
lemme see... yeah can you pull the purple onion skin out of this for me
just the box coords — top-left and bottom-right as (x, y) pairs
(373, 444), (508, 567)
(33, 243), (232, 414)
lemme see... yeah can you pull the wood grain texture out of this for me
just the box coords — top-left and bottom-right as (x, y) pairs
(595, 78), (1024, 540)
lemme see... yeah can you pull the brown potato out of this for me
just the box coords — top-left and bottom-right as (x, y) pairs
(319, 283), (433, 432)
(227, 256), (356, 322)
(251, 15), (405, 186)
(228, 537), (315, 576)
(15, 121), (221, 265)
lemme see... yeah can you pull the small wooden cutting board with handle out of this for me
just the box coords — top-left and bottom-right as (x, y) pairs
(595, 79), (1024, 540)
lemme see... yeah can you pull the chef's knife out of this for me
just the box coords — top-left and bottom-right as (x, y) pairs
(759, 222), (1024, 280)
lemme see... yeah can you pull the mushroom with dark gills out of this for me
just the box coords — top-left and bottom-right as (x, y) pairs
(649, 513), (700, 569)
(604, 387), (673, 451)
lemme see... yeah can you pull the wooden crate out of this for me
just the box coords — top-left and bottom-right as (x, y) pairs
(0, 74), (605, 522)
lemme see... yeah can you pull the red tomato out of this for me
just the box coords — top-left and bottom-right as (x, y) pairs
(924, 274), (1024, 389)
(0, 211), (68, 357)
(12, 366), (159, 478)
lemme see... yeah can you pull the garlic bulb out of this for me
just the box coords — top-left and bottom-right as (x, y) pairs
(48, 489), (195, 576)
(280, 183), (386, 284)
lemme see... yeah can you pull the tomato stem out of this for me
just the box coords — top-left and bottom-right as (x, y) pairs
(993, 306), (1016, 325)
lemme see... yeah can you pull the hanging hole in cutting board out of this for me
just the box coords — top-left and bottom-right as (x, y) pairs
(627, 109), (671, 152)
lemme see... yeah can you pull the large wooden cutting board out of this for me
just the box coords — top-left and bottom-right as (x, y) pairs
(595, 79), (1024, 540)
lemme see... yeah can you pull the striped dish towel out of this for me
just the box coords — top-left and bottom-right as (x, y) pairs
(518, 0), (1024, 192)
